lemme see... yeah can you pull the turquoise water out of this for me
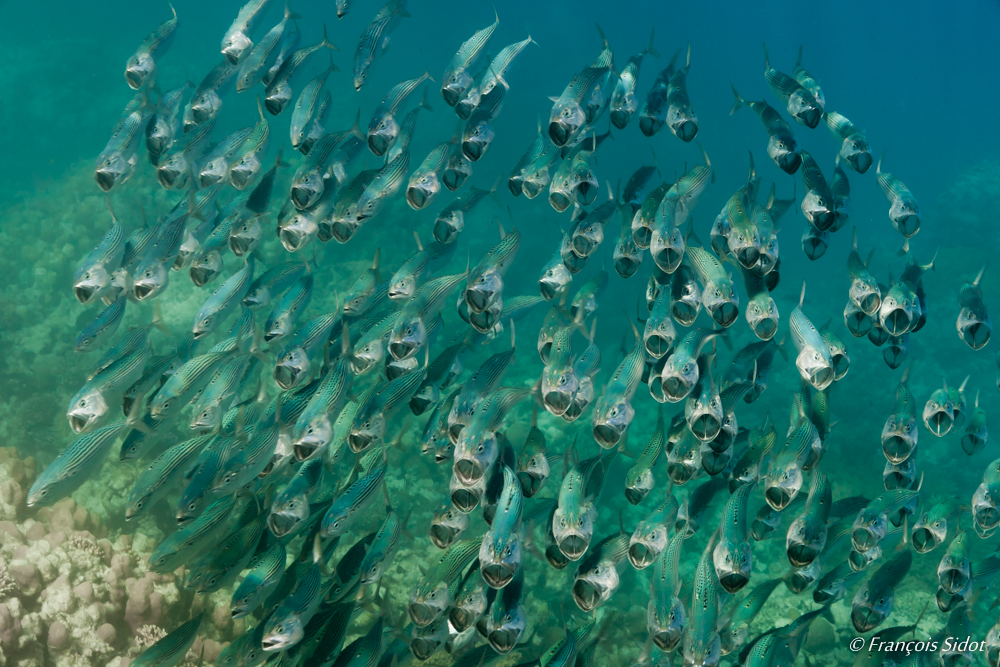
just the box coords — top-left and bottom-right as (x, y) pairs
(2, 1), (1000, 666)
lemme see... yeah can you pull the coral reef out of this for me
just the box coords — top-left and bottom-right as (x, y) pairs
(0, 448), (194, 667)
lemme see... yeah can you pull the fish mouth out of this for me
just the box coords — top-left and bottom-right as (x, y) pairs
(406, 185), (431, 210)
(830, 353), (849, 380)
(851, 528), (879, 552)
(156, 165), (181, 189)
(623, 483), (650, 506)
(853, 152), (873, 174)
(710, 302), (739, 328)
(802, 233), (828, 260)
(508, 176), (524, 197)
(671, 303), (698, 328)
(807, 366), (833, 390)
(639, 115), (664, 137)
(448, 606), (477, 634)
(859, 293), (881, 316)
(441, 86), (461, 107)
(292, 440), (321, 462)
(432, 219), (461, 245)
(850, 606), (883, 634)
(593, 423), (623, 449)
(408, 602), (444, 628)
(229, 235), (256, 258)
(221, 45), (245, 66)
(574, 181), (597, 206)
(549, 191), (572, 213)
(330, 220), (358, 244)
(539, 278), (567, 302)
(545, 544), (570, 569)
(543, 390), (572, 416)
(557, 535), (589, 561)
(882, 435), (914, 465)
(348, 431), (375, 454)
(632, 226), (652, 249)
(429, 524), (457, 549)
(480, 564), (514, 589)
(924, 410), (954, 437)
(764, 486), (794, 511)
(628, 543), (655, 569)
(487, 628), (520, 654)
(786, 543), (820, 568)
(290, 184), (323, 210)
(273, 365), (301, 391)
(717, 571), (749, 594)
(666, 461), (695, 485)
(797, 108), (822, 129)
(521, 179), (544, 199)
(610, 109), (630, 129)
(69, 412), (93, 434)
(894, 213), (921, 237)
(189, 266), (217, 288)
(462, 139), (486, 162)
(614, 255), (640, 279)
(95, 169), (118, 192)
(975, 504), (1000, 531)
(124, 68), (147, 91)
(881, 308), (912, 336)
(910, 528), (940, 554)
(736, 246), (760, 269)
(367, 134), (390, 157)
(962, 433), (986, 456)
(265, 96), (287, 116)
(752, 318), (778, 341)
(962, 322), (992, 350)
(450, 487), (480, 514)
(132, 280), (157, 301)
(410, 636), (443, 661)
(548, 121), (573, 148)
(777, 152), (802, 175)
(701, 449), (732, 476)
(267, 511), (301, 538)
(279, 226), (312, 253)
(454, 458), (485, 486)
(671, 119), (698, 143)
(661, 376), (692, 403)
(652, 246), (683, 274)
(845, 310), (873, 337)
(688, 414), (720, 442)
(469, 309), (500, 334)
(465, 286), (493, 314)
(750, 518), (776, 541)
(454, 99), (476, 120)
(940, 568), (970, 596)
(644, 334), (672, 358)
(786, 570), (815, 595)
(651, 628), (682, 652)
(572, 579), (602, 612)
(935, 588), (965, 613)
(388, 340), (417, 362)
(73, 283), (97, 304)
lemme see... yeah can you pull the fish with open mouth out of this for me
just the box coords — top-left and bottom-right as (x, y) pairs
(610, 29), (658, 129)
(730, 84), (801, 174)
(125, 4), (178, 90)
(877, 154), (922, 239)
(957, 265), (992, 350)
(762, 43), (823, 128)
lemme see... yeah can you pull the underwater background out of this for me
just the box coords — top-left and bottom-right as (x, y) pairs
(2, 0), (1000, 665)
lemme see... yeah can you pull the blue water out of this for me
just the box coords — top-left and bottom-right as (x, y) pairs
(3, 0), (1000, 665)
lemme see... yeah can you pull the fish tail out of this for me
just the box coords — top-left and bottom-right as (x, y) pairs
(729, 82), (744, 116)
(645, 28), (660, 58)
(321, 23), (339, 51)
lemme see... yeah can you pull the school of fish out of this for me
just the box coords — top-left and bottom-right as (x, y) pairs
(32, 1), (1000, 666)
